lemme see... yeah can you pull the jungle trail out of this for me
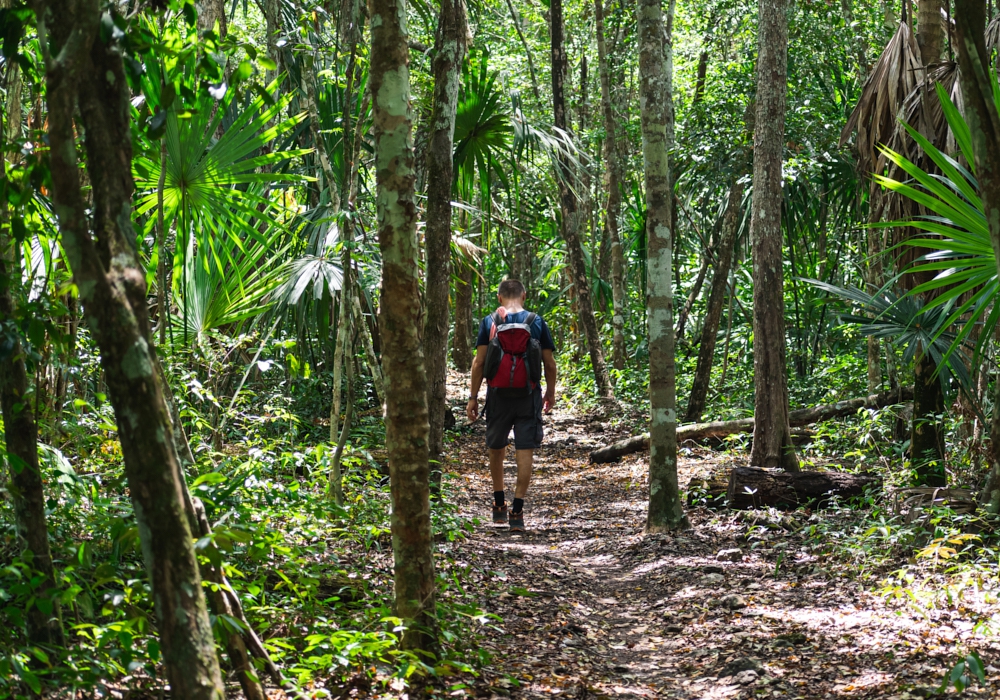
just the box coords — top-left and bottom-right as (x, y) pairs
(1, 0), (999, 698)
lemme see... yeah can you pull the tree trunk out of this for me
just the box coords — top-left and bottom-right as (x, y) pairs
(910, 345), (946, 485)
(0, 252), (64, 646)
(749, 0), (798, 472)
(197, 0), (227, 36)
(685, 176), (744, 422)
(423, 0), (468, 468)
(675, 227), (712, 343)
(953, 0), (1000, 511)
(0, 37), (63, 647)
(452, 261), (474, 372)
(37, 6), (225, 697)
(591, 388), (916, 463)
(916, 0), (945, 66)
(637, 0), (687, 531)
(726, 467), (881, 509)
(370, 0), (438, 653)
(265, 0), (282, 85)
(504, 0), (542, 103)
(595, 0), (626, 370)
(550, 0), (614, 399)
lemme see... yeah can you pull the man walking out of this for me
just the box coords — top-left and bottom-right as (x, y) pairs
(467, 279), (557, 532)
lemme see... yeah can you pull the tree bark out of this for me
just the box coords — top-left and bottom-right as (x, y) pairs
(423, 0), (468, 469)
(0, 34), (63, 647)
(550, 0), (614, 399)
(685, 176), (744, 422)
(726, 467), (881, 509)
(595, 0), (626, 370)
(638, 0), (687, 531)
(749, 0), (798, 472)
(35, 4), (225, 696)
(370, 0), (438, 653)
(0, 251), (64, 646)
(452, 261), (474, 372)
(197, 0), (227, 36)
(591, 388), (915, 463)
(953, 0), (1000, 510)
(911, 345), (945, 485)
(265, 0), (282, 85)
(916, 0), (945, 66)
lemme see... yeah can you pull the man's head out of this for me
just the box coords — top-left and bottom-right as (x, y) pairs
(498, 279), (526, 303)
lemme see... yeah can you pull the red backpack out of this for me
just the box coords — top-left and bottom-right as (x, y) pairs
(483, 311), (542, 398)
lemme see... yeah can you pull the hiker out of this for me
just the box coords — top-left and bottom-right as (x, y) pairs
(466, 279), (557, 532)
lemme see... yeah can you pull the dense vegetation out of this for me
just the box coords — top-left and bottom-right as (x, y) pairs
(2, 0), (1000, 696)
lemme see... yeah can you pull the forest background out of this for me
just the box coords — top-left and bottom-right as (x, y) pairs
(2, 0), (999, 696)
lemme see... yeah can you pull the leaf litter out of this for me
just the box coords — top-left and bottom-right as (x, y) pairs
(443, 379), (997, 699)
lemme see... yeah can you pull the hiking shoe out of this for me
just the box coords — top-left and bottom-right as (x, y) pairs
(509, 510), (525, 532)
(492, 504), (508, 524)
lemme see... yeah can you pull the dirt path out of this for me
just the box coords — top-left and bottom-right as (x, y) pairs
(445, 383), (996, 699)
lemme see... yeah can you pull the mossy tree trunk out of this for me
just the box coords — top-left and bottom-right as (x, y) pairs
(748, 0), (799, 472)
(370, 0), (439, 653)
(423, 0), (468, 470)
(35, 3), (225, 696)
(638, 0), (687, 532)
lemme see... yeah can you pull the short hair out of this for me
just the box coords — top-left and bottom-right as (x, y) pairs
(498, 279), (525, 299)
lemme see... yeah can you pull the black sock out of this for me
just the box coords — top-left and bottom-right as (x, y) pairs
(512, 497), (524, 514)
(494, 491), (505, 508)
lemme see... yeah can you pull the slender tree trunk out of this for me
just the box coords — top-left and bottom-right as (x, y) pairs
(504, 0), (542, 103)
(866, 217), (884, 393)
(452, 261), (474, 372)
(953, 0), (1000, 509)
(685, 177), (744, 422)
(423, 0), (468, 469)
(596, 0), (627, 370)
(370, 0), (438, 653)
(265, 0), (282, 85)
(0, 248), (64, 646)
(331, 281), (352, 442)
(638, 0), (687, 531)
(36, 5), (225, 696)
(911, 345), (946, 485)
(550, 0), (614, 399)
(0, 29), (59, 648)
(749, 0), (798, 472)
(675, 229), (712, 343)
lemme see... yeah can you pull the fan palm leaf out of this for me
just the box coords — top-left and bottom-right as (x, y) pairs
(872, 81), (1000, 368)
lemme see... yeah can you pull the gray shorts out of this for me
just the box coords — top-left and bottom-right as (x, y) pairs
(485, 390), (544, 450)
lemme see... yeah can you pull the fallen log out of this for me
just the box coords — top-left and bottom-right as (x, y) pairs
(590, 388), (913, 463)
(727, 467), (881, 509)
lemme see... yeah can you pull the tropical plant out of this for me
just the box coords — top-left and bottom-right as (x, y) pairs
(132, 85), (312, 344)
(873, 82), (999, 367)
(807, 280), (971, 392)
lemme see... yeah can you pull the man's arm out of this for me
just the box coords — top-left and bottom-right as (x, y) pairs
(542, 349), (556, 413)
(467, 345), (488, 421)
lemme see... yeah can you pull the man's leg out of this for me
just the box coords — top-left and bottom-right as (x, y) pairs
(489, 448), (506, 493)
(514, 449), (533, 499)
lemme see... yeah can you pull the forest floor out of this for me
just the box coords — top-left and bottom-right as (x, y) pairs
(442, 374), (998, 699)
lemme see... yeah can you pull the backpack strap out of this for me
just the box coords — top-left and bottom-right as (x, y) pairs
(524, 312), (537, 329)
(488, 312), (502, 341)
